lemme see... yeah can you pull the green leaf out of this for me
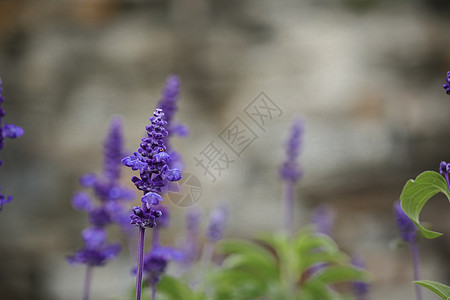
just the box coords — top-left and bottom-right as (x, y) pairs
(309, 265), (370, 284)
(414, 280), (450, 300)
(158, 275), (203, 300)
(400, 171), (449, 239)
(210, 269), (267, 299)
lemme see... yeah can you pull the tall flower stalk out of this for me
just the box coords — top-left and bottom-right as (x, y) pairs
(68, 116), (133, 300)
(279, 119), (303, 234)
(0, 78), (23, 211)
(122, 108), (182, 300)
(394, 200), (422, 300)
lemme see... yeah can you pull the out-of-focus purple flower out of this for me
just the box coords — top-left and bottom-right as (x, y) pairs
(394, 200), (418, 243)
(156, 75), (188, 170)
(71, 116), (134, 232)
(0, 78), (23, 210)
(443, 71), (450, 95)
(0, 189), (13, 212)
(180, 208), (202, 265)
(0, 78), (23, 151)
(279, 119), (303, 182)
(312, 204), (335, 236)
(206, 207), (228, 243)
(103, 117), (124, 181)
(122, 109), (182, 228)
(351, 255), (370, 300)
(67, 228), (121, 267)
(141, 246), (184, 284)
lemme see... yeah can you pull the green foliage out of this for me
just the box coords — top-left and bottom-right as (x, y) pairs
(400, 170), (450, 299)
(414, 280), (450, 300)
(157, 275), (206, 300)
(399, 171), (450, 239)
(208, 228), (370, 300)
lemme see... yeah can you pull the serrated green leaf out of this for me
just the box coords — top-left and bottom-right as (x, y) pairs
(400, 171), (449, 239)
(414, 280), (450, 300)
(309, 265), (370, 284)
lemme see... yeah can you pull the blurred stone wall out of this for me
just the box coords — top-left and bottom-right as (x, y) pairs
(0, 0), (449, 299)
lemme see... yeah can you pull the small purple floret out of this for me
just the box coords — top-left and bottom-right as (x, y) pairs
(142, 192), (163, 206)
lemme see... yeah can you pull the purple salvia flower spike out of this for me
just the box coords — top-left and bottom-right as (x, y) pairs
(122, 108), (182, 300)
(182, 208), (202, 266)
(156, 75), (188, 170)
(123, 108), (182, 229)
(280, 118), (304, 233)
(0, 77), (23, 210)
(444, 71), (450, 95)
(279, 119), (303, 182)
(103, 116), (124, 181)
(68, 116), (134, 300)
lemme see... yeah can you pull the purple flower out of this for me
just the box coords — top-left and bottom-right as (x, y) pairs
(0, 189), (13, 212)
(67, 228), (121, 267)
(71, 116), (134, 232)
(102, 116), (124, 181)
(206, 207), (228, 242)
(180, 208), (202, 265)
(0, 78), (23, 152)
(279, 119), (303, 182)
(0, 78), (23, 210)
(122, 108), (182, 228)
(141, 246), (184, 284)
(156, 75), (188, 170)
(443, 71), (450, 95)
(351, 255), (370, 300)
(394, 200), (418, 243)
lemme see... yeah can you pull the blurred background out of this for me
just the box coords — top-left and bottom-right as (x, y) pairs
(0, 0), (449, 299)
